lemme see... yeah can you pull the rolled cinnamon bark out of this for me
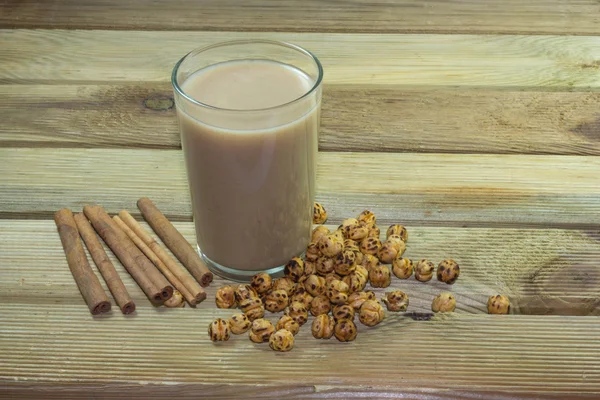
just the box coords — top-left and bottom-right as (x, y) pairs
(83, 205), (173, 303)
(54, 208), (111, 315)
(74, 213), (136, 314)
(117, 210), (206, 305)
(137, 198), (213, 287)
(113, 215), (205, 306)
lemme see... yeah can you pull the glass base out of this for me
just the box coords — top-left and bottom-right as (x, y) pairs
(197, 245), (286, 282)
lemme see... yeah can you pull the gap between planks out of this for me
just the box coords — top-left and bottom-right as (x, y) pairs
(1, 0), (599, 36)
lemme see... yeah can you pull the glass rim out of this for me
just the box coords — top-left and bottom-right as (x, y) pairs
(171, 39), (324, 112)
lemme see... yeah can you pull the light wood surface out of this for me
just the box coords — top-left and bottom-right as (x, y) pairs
(2, 31), (599, 87)
(2, 1), (600, 398)
(2, 148), (599, 228)
(2, 220), (600, 398)
(1, 0), (599, 35)
(2, 84), (600, 155)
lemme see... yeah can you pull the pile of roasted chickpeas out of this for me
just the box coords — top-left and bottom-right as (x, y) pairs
(209, 203), (510, 351)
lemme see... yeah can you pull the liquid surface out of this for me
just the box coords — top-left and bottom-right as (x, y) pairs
(182, 60), (312, 110)
(178, 60), (320, 272)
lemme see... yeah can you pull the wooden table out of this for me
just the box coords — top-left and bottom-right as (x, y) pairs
(1, 1), (600, 398)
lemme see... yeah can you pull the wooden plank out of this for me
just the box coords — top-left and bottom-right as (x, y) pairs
(1, 149), (599, 228)
(1, 220), (600, 397)
(3, 84), (600, 155)
(2, 31), (599, 87)
(1, 0), (599, 35)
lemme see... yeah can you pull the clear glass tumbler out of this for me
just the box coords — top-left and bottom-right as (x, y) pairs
(171, 40), (323, 281)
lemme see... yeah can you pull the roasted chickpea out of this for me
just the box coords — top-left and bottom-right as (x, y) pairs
(313, 202), (328, 224)
(284, 257), (305, 282)
(369, 265), (392, 288)
(382, 290), (409, 312)
(432, 293), (456, 313)
(359, 300), (385, 327)
(285, 301), (309, 326)
(304, 274), (326, 297)
(215, 285), (237, 309)
(437, 259), (460, 284)
(348, 290), (376, 310)
(276, 315), (300, 335)
(386, 224), (408, 242)
(249, 318), (275, 343)
(250, 272), (273, 295)
(487, 295), (510, 314)
(229, 313), (252, 335)
(310, 294), (332, 316)
(264, 289), (289, 313)
(334, 319), (358, 342)
(312, 314), (335, 339)
(360, 236), (382, 256)
(392, 257), (413, 279)
(415, 259), (435, 282)
(208, 318), (230, 342)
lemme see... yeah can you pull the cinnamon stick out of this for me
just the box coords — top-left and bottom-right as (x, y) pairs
(83, 205), (173, 303)
(117, 210), (206, 305)
(54, 208), (111, 315)
(137, 197), (213, 287)
(113, 215), (205, 306)
(74, 213), (136, 314)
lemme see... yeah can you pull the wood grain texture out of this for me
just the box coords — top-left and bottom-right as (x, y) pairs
(2, 31), (600, 88)
(3, 84), (600, 155)
(1, 148), (599, 228)
(2, 220), (600, 397)
(1, 0), (599, 35)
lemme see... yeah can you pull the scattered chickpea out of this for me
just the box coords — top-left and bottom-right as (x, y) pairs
(272, 277), (296, 296)
(324, 272), (343, 285)
(310, 294), (332, 316)
(284, 257), (305, 282)
(234, 284), (259, 303)
(334, 319), (358, 342)
(304, 259), (316, 276)
(377, 234), (406, 264)
(359, 300), (385, 327)
(344, 239), (364, 264)
(414, 259), (435, 282)
(327, 279), (350, 305)
(164, 290), (185, 308)
(333, 304), (355, 321)
(392, 257), (413, 279)
(250, 272), (273, 295)
(316, 256), (335, 276)
(369, 265), (392, 288)
(311, 226), (330, 244)
(382, 290), (409, 312)
(208, 318), (230, 342)
(304, 274), (326, 297)
(348, 291), (376, 310)
(360, 237), (382, 256)
(285, 301), (309, 326)
(437, 259), (460, 284)
(249, 318), (275, 343)
(367, 225), (381, 238)
(341, 218), (369, 241)
(319, 233), (344, 257)
(361, 254), (380, 274)
(239, 297), (265, 321)
(215, 285), (237, 309)
(229, 313), (252, 335)
(334, 249), (356, 276)
(432, 293), (456, 313)
(276, 315), (300, 335)
(487, 295), (510, 314)
(386, 224), (408, 242)
(354, 265), (369, 280)
(264, 289), (289, 313)
(290, 286), (314, 310)
(306, 242), (321, 261)
(343, 270), (368, 293)
(313, 202), (328, 224)
(358, 210), (376, 227)
(269, 329), (295, 352)
(312, 314), (335, 339)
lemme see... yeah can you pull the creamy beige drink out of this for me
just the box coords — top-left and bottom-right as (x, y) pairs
(174, 52), (321, 279)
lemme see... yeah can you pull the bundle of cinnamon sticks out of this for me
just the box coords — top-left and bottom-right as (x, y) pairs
(55, 197), (213, 315)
